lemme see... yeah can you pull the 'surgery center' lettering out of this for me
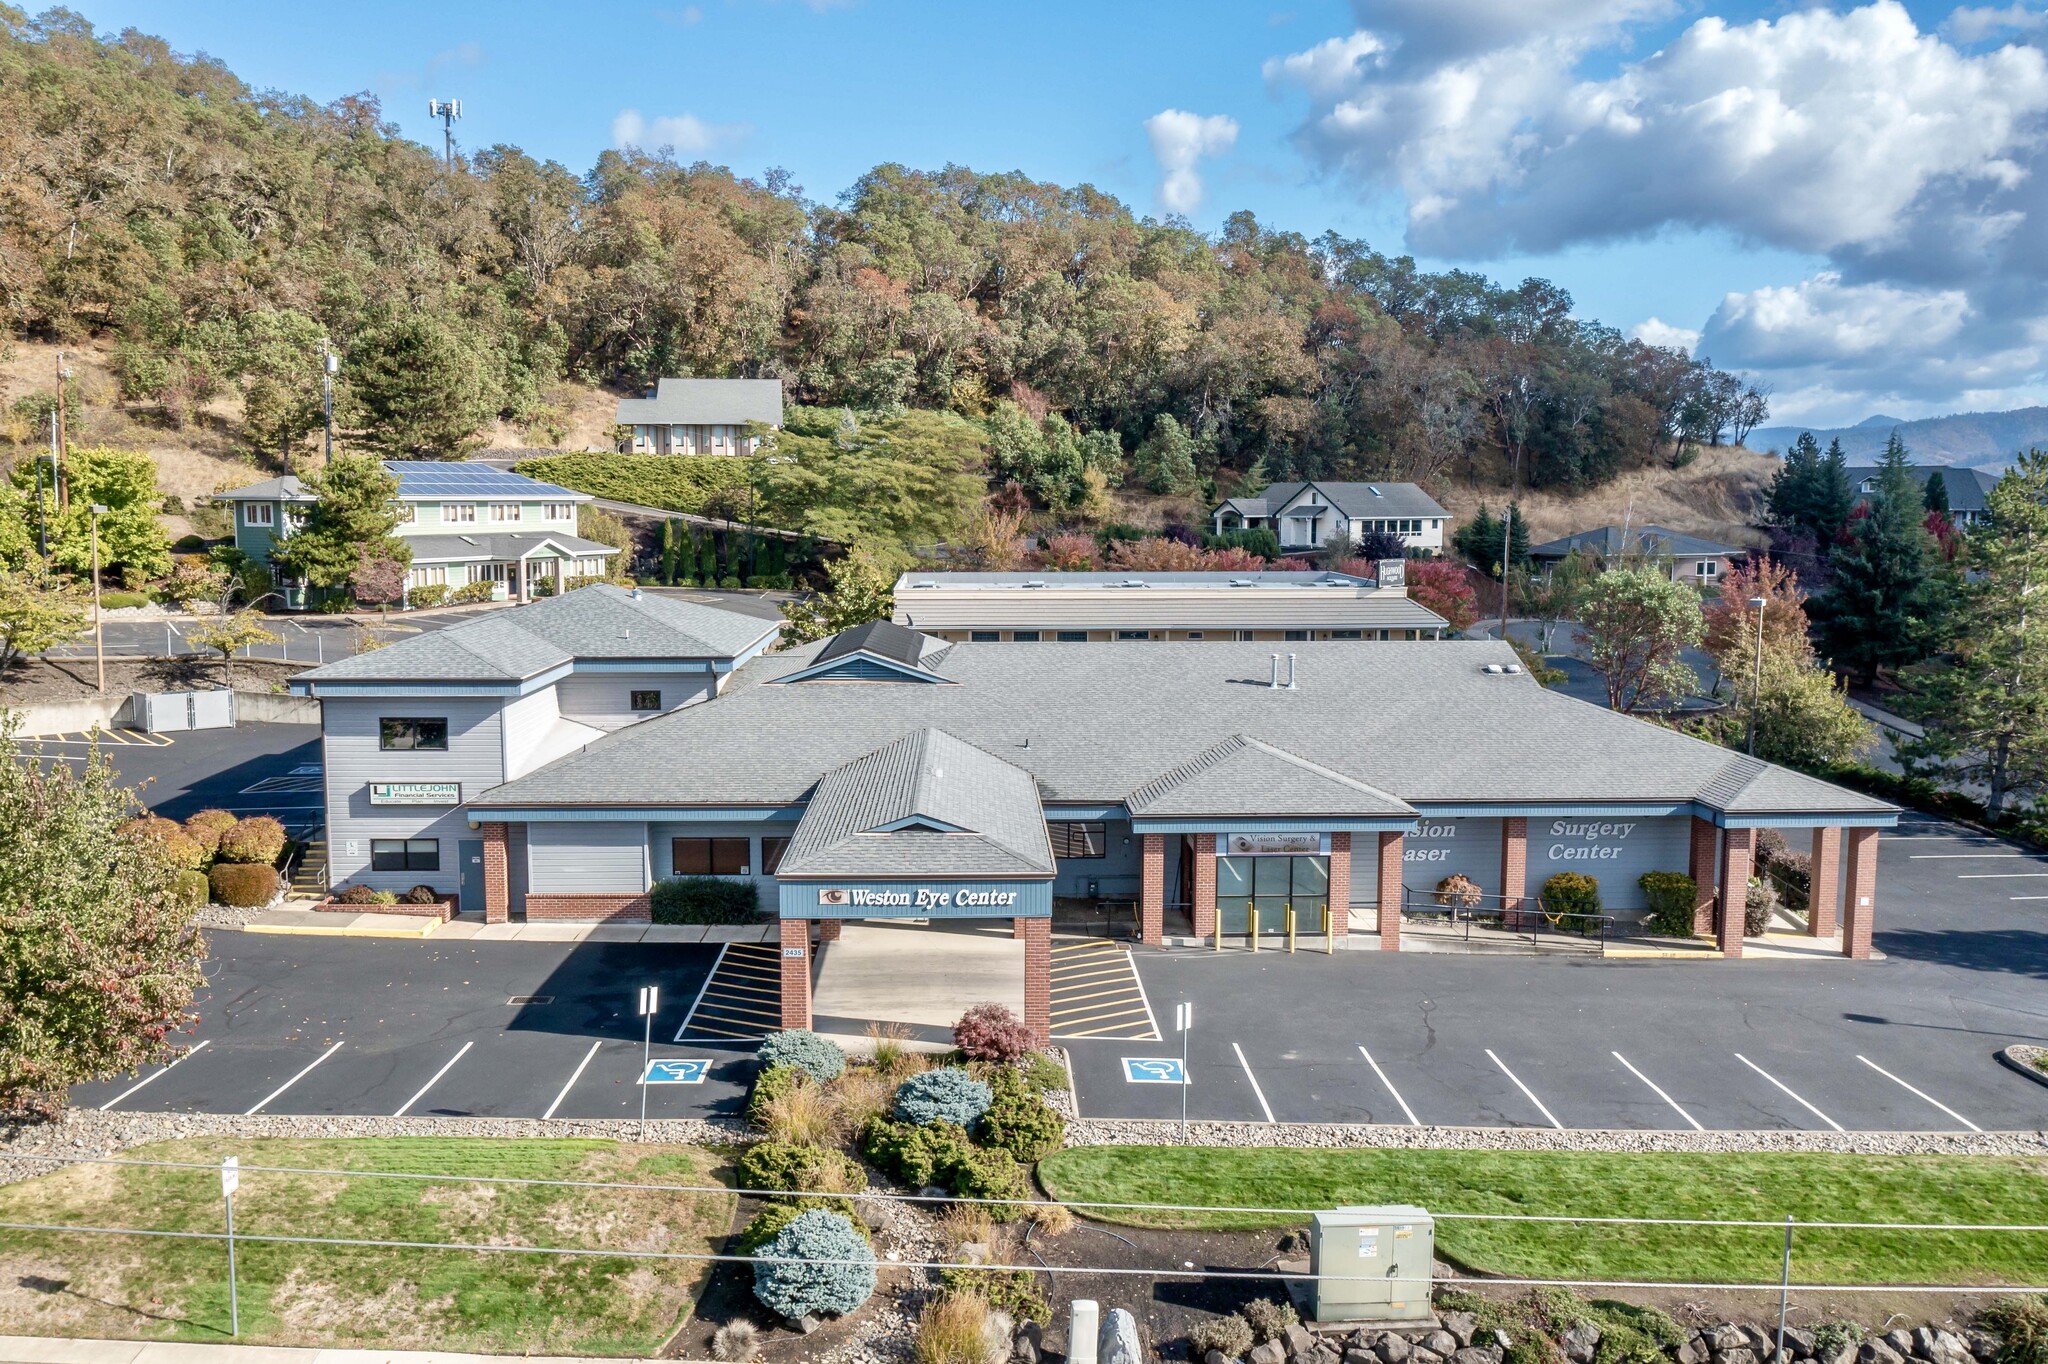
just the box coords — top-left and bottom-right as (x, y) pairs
(1546, 820), (1636, 861)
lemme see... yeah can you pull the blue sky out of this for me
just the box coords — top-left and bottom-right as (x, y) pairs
(67, 0), (2048, 427)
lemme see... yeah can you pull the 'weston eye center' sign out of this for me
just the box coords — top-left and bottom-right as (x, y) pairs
(818, 886), (1021, 909)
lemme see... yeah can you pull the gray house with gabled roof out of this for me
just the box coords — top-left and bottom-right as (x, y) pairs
(1527, 524), (1747, 587)
(1212, 481), (1450, 553)
(616, 378), (784, 455)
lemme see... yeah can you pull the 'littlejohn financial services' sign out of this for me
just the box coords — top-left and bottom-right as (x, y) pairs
(368, 782), (461, 806)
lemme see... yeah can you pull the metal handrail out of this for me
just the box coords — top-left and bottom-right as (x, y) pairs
(1400, 886), (1613, 950)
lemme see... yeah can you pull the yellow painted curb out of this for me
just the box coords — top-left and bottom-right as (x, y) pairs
(242, 918), (443, 940)
(1604, 945), (1724, 959)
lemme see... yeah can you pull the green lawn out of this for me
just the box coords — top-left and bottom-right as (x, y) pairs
(0, 1137), (734, 1355)
(1037, 1145), (2048, 1286)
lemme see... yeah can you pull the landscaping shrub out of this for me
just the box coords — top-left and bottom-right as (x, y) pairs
(171, 869), (211, 911)
(736, 1141), (867, 1204)
(1580, 1300), (1686, 1364)
(712, 1319), (762, 1362)
(737, 1200), (869, 1256)
(976, 1066), (1065, 1162)
(758, 1030), (846, 1084)
(336, 883), (379, 905)
(1768, 851), (1812, 910)
(954, 1265), (1050, 1322)
(209, 862), (279, 908)
(514, 453), (756, 519)
(860, 1116), (976, 1189)
(408, 583), (450, 608)
(182, 808), (239, 858)
(450, 580), (495, 604)
(915, 1289), (996, 1364)
(1754, 827), (1790, 872)
(217, 815), (287, 865)
(403, 884), (441, 904)
(1020, 1052), (1067, 1093)
(1811, 1324), (1865, 1360)
(1189, 1313), (1255, 1360)
(120, 815), (206, 870)
(757, 1073), (836, 1146)
(1240, 1298), (1299, 1344)
(749, 1062), (810, 1127)
(1638, 871), (1697, 938)
(1539, 871), (1601, 927)
(947, 1145), (1030, 1221)
(954, 1003), (1034, 1063)
(825, 1067), (894, 1138)
(1745, 877), (1778, 936)
(751, 1208), (876, 1320)
(369, 889), (398, 905)
(98, 590), (149, 610)
(650, 876), (760, 924)
(895, 1067), (992, 1127)
(1434, 873), (1483, 908)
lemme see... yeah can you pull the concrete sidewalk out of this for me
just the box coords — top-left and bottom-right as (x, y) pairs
(0, 1337), (654, 1363)
(239, 906), (778, 944)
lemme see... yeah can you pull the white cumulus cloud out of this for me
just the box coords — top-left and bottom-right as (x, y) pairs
(1144, 109), (1240, 216)
(1627, 318), (1701, 355)
(610, 109), (749, 155)
(1947, 3), (2048, 43)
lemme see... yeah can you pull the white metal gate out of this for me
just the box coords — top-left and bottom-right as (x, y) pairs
(131, 689), (237, 733)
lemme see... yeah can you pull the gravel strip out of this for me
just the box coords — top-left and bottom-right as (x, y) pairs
(1062, 1117), (2048, 1155)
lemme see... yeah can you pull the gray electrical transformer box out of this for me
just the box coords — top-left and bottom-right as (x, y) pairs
(1308, 1206), (1435, 1323)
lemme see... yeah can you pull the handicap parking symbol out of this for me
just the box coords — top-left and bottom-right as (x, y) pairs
(640, 1058), (711, 1085)
(1121, 1057), (1187, 1085)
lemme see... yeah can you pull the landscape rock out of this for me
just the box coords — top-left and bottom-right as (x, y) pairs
(1818, 1344), (1858, 1364)
(1443, 1314), (1479, 1348)
(1563, 1324), (1601, 1363)
(1785, 1329), (1817, 1358)
(1883, 1333), (1916, 1360)
(1101, 1308), (1144, 1364)
(1284, 1325), (1318, 1358)
(1345, 1349), (1377, 1364)
(1711, 1327), (1751, 1354)
(1678, 1339), (1710, 1364)
(1450, 1348), (1501, 1364)
(1378, 1333), (1414, 1364)
(1963, 1332), (2002, 1362)
(1410, 1351), (1440, 1364)
(1421, 1332), (1459, 1357)
(1743, 1327), (1776, 1354)
(1859, 1340), (1906, 1364)
(1251, 1342), (1288, 1364)
(1719, 1348), (1758, 1364)
(790, 1315), (821, 1336)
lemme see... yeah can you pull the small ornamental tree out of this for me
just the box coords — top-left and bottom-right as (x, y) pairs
(954, 1003), (1033, 1063)
(0, 731), (205, 1119)
(0, 571), (89, 676)
(1576, 567), (1704, 713)
(187, 610), (279, 690)
(894, 1067), (993, 1127)
(1405, 559), (1479, 633)
(757, 1029), (846, 1084)
(752, 1209), (877, 1320)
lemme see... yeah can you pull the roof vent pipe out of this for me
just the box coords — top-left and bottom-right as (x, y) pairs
(630, 586), (643, 600)
(1286, 653), (1298, 690)
(1270, 654), (1281, 688)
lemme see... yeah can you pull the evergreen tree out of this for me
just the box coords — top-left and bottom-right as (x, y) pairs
(343, 311), (500, 459)
(696, 531), (717, 584)
(269, 454), (408, 590)
(1900, 449), (2048, 818)
(1506, 501), (1531, 569)
(661, 519), (681, 585)
(1131, 414), (1199, 496)
(1814, 432), (1942, 683)
(1453, 506), (1501, 568)
(1767, 432), (1822, 532)
(1814, 438), (1854, 542)
(1924, 470), (1950, 515)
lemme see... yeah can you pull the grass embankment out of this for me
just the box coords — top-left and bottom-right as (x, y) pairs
(0, 1137), (733, 1356)
(1038, 1146), (2048, 1287)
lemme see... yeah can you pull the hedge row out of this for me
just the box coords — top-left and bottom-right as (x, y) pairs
(512, 454), (757, 517)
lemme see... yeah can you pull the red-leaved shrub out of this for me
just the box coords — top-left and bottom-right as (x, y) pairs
(954, 1002), (1034, 1063)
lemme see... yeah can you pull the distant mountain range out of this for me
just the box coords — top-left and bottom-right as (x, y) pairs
(1747, 408), (2048, 468)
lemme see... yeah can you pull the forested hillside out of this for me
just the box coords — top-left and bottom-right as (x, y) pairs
(0, 10), (1764, 503)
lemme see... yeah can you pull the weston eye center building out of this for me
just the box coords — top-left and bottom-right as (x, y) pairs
(292, 592), (1895, 1042)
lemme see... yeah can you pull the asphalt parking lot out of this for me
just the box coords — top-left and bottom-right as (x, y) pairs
(36, 722), (322, 823)
(68, 935), (756, 1121)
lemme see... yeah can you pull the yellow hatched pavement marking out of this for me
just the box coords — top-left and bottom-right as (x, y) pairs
(1049, 942), (1158, 1040)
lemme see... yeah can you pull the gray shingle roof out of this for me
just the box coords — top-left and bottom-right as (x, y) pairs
(404, 532), (621, 563)
(777, 729), (1054, 878)
(294, 585), (778, 684)
(1527, 525), (1744, 559)
(1126, 735), (1413, 818)
(1847, 466), (2001, 514)
(474, 637), (1892, 820)
(615, 378), (785, 428)
(1258, 482), (1451, 520)
(212, 475), (313, 503)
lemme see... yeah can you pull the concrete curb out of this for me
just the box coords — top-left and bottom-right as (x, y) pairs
(1996, 1044), (2048, 1089)
(0, 1334), (655, 1362)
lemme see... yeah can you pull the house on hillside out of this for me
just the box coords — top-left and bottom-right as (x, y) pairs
(1210, 481), (1450, 554)
(615, 378), (784, 455)
(1848, 465), (2001, 529)
(1527, 525), (1746, 586)
(214, 463), (618, 607)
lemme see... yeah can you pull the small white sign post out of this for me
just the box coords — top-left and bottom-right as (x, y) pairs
(1174, 1002), (1193, 1144)
(636, 985), (660, 1141)
(220, 1156), (240, 1337)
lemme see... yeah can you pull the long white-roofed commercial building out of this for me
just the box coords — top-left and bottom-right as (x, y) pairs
(292, 599), (1895, 1042)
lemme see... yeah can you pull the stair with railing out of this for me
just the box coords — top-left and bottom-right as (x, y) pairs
(288, 834), (328, 899)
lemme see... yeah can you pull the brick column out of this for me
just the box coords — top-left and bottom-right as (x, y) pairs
(1719, 827), (1755, 958)
(1139, 833), (1165, 946)
(1689, 816), (1719, 936)
(1499, 819), (1531, 925)
(1021, 917), (1051, 1045)
(1192, 835), (1218, 939)
(1808, 826), (1841, 938)
(1327, 832), (1351, 940)
(818, 918), (842, 942)
(1012, 917), (1028, 940)
(482, 822), (509, 924)
(779, 918), (812, 1030)
(1376, 831), (1404, 951)
(1841, 828), (1878, 960)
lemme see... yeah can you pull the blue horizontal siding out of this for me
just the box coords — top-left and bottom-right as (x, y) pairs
(1715, 811), (1898, 829)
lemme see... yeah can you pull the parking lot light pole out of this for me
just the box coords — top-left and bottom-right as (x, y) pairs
(1174, 1001), (1192, 1145)
(1746, 594), (1767, 757)
(637, 985), (660, 1141)
(221, 1156), (240, 1337)
(89, 503), (108, 693)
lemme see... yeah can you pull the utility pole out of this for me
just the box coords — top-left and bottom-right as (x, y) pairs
(89, 503), (107, 693)
(428, 98), (462, 173)
(53, 350), (69, 510)
(321, 340), (338, 463)
(1747, 594), (1767, 758)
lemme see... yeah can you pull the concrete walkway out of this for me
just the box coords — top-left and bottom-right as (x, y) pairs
(0, 1337), (652, 1364)
(239, 907), (778, 944)
(812, 920), (1023, 1047)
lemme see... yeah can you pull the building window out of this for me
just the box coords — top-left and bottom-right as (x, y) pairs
(673, 837), (750, 877)
(1012, 630), (1041, 642)
(1057, 631), (1088, 642)
(1698, 560), (1719, 578)
(1048, 822), (1106, 859)
(379, 717), (448, 751)
(371, 838), (440, 871)
(443, 503), (475, 523)
(970, 630), (1000, 642)
(1185, 631), (1205, 640)
(630, 689), (661, 711)
(410, 565), (448, 588)
(544, 503), (572, 521)
(1116, 630), (1151, 641)
(762, 836), (790, 876)
(243, 503), (274, 527)
(1285, 630), (1309, 641)
(1330, 629), (1363, 639)
(488, 503), (520, 522)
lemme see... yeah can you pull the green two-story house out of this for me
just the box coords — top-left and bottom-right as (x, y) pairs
(214, 462), (620, 607)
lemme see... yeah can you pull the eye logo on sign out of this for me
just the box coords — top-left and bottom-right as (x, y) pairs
(1122, 1057), (1187, 1085)
(819, 888), (850, 906)
(640, 1059), (710, 1085)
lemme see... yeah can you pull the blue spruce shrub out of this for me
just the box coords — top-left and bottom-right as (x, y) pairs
(752, 1208), (877, 1319)
(756, 1029), (845, 1084)
(894, 1067), (993, 1127)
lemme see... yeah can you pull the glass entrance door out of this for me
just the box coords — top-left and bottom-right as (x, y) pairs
(1216, 854), (1329, 935)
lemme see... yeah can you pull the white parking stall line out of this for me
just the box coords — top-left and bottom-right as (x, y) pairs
(1855, 1056), (1983, 1132)
(673, 943), (729, 1042)
(244, 1040), (345, 1115)
(542, 1041), (603, 1120)
(1909, 853), (2035, 860)
(100, 1040), (211, 1111)
(393, 1041), (474, 1118)
(1486, 1049), (1564, 1130)
(1357, 1045), (1420, 1127)
(1958, 873), (2048, 879)
(2012, 896), (2048, 902)
(1734, 1053), (1843, 1132)
(1611, 1051), (1703, 1131)
(1231, 1043), (1276, 1124)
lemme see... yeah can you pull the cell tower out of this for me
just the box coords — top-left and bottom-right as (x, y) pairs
(427, 98), (462, 172)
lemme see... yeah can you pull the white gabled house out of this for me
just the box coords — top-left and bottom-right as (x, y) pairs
(1212, 481), (1450, 554)
(615, 378), (785, 455)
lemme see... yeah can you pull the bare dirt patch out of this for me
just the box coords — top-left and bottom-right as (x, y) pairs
(1, 656), (305, 705)
(1438, 444), (1776, 548)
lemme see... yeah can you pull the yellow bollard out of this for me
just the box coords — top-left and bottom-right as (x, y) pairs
(1323, 901), (1334, 954)
(1286, 903), (1297, 953)
(1249, 901), (1258, 952)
